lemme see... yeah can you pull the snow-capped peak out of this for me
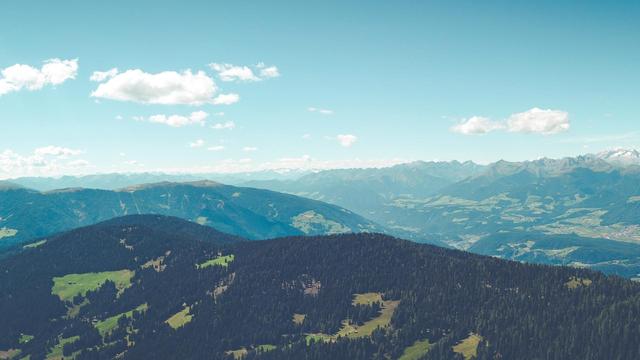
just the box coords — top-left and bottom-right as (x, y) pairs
(595, 148), (640, 166)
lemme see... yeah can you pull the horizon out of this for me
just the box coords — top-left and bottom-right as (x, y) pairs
(2, 1), (639, 178)
(1, 146), (638, 181)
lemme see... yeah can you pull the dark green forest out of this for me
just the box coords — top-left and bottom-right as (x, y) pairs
(1, 215), (640, 360)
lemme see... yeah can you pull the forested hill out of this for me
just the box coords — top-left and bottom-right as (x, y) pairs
(0, 181), (380, 253)
(1, 215), (640, 359)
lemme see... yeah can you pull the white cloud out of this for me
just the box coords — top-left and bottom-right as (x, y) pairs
(115, 115), (123, 120)
(212, 120), (236, 130)
(336, 134), (358, 147)
(189, 139), (205, 148)
(142, 111), (209, 128)
(243, 146), (258, 152)
(212, 93), (240, 105)
(0, 146), (87, 178)
(34, 146), (83, 158)
(308, 107), (333, 115)
(90, 68), (118, 82)
(507, 108), (570, 134)
(90, 69), (218, 105)
(302, 134), (311, 139)
(207, 145), (225, 151)
(451, 108), (570, 136)
(258, 65), (280, 79)
(210, 62), (280, 82)
(209, 63), (259, 82)
(0, 58), (78, 96)
(451, 116), (504, 135)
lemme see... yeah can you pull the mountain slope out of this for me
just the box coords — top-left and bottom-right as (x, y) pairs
(244, 155), (640, 277)
(1, 216), (640, 359)
(244, 161), (485, 241)
(0, 181), (379, 252)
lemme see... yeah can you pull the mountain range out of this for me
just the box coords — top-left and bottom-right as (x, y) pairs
(2, 149), (640, 277)
(2, 215), (639, 360)
(243, 150), (640, 277)
(0, 181), (378, 254)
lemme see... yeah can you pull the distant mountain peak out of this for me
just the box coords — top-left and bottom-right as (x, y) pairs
(595, 148), (640, 166)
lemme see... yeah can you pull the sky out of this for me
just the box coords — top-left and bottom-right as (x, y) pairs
(1, 0), (639, 178)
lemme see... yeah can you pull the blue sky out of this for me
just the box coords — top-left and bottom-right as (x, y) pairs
(1, 0), (639, 177)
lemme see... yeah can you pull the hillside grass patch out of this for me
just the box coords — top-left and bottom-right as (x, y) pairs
(197, 254), (234, 269)
(292, 313), (306, 325)
(18, 334), (34, 344)
(95, 303), (148, 338)
(306, 294), (400, 344)
(399, 338), (432, 360)
(352, 292), (383, 305)
(51, 270), (134, 302)
(166, 305), (193, 329)
(46, 335), (79, 360)
(452, 333), (483, 360)
(566, 276), (592, 289)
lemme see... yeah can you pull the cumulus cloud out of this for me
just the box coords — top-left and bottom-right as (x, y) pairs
(243, 146), (258, 152)
(212, 120), (236, 130)
(189, 139), (205, 148)
(207, 145), (225, 151)
(308, 107), (334, 115)
(90, 68), (118, 82)
(90, 69), (218, 105)
(336, 134), (358, 147)
(256, 62), (280, 79)
(507, 108), (570, 134)
(451, 108), (570, 136)
(0, 146), (87, 178)
(212, 93), (240, 105)
(450, 116), (504, 135)
(138, 111), (209, 127)
(0, 58), (78, 96)
(209, 63), (259, 82)
(34, 146), (83, 158)
(209, 62), (280, 82)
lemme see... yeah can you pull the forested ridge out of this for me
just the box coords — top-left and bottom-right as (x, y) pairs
(1, 215), (640, 360)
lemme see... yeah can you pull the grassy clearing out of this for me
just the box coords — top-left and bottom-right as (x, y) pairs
(292, 313), (306, 325)
(305, 333), (334, 345)
(352, 292), (383, 305)
(291, 210), (350, 235)
(52, 270), (134, 302)
(18, 334), (34, 344)
(95, 303), (148, 338)
(452, 333), (483, 360)
(345, 300), (399, 338)
(0, 228), (18, 240)
(197, 254), (234, 269)
(306, 294), (400, 344)
(23, 240), (47, 249)
(225, 348), (247, 360)
(46, 335), (79, 360)
(399, 339), (432, 360)
(166, 305), (193, 329)
(566, 276), (593, 289)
